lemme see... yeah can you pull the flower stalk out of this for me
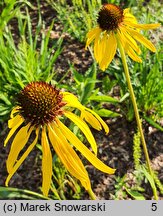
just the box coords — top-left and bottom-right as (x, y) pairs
(88, 188), (96, 200)
(116, 36), (158, 200)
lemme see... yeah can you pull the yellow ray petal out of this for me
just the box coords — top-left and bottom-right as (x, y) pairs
(123, 8), (130, 15)
(125, 21), (160, 30)
(117, 29), (125, 47)
(84, 108), (109, 134)
(82, 110), (102, 131)
(48, 123), (91, 190)
(117, 29), (142, 62)
(56, 119), (115, 174)
(63, 92), (109, 134)
(98, 32), (107, 67)
(64, 111), (97, 154)
(120, 26), (141, 54)
(8, 114), (23, 129)
(123, 16), (137, 24)
(6, 123), (33, 173)
(100, 33), (117, 71)
(127, 46), (142, 62)
(4, 115), (24, 146)
(62, 92), (84, 110)
(123, 9), (137, 24)
(127, 28), (157, 52)
(85, 27), (102, 49)
(41, 127), (53, 196)
(50, 122), (89, 176)
(94, 29), (103, 62)
(10, 107), (19, 118)
(5, 128), (39, 187)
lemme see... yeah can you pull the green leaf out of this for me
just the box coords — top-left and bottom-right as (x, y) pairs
(80, 63), (97, 105)
(95, 109), (121, 117)
(89, 95), (119, 103)
(119, 93), (129, 103)
(143, 115), (163, 131)
(141, 166), (157, 192)
(125, 187), (145, 200)
(71, 66), (84, 84)
(0, 93), (11, 105)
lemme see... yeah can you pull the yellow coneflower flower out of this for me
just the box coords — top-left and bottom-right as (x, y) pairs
(4, 81), (115, 197)
(86, 4), (160, 71)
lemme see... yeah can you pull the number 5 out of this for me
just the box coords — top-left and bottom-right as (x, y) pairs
(151, 203), (157, 211)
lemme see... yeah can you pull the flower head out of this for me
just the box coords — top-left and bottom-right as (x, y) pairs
(4, 81), (115, 196)
(86, 4), (160, 71)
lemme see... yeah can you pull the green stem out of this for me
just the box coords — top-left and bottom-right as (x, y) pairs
(0, 186), (50, 199)
(117, 39), (158, 200)
(88, 188), (96, 200)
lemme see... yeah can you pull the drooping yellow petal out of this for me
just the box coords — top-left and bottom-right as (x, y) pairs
(41, 126), (52, 196)
(48, 123), (91, 190)
(126, 46), (142, 62)
(56, 119), (115, 174)
(94, 29), (103, 62)
(100, 33), (117, 71)
(81, 110), (102, 131)
(6, 123), (33, 173)
(5, 128), (39, 187)
(64, 111), (97, 154)
(120, 26), (141, 54)
(4, 115), (24, 146)
(50, 122), (89, 177)
(85, 27), (102, 49)
(127, 27), (157, 52)
(116, 28), (125, 47)
(98, 32), (107, 66)
(117, 29), (142, 62)
(84, 108), (109, 134)
(63, 92), (109, 134)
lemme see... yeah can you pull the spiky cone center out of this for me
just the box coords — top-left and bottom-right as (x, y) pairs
(17, 81), (66, 127)
(97, 4), (124, 31)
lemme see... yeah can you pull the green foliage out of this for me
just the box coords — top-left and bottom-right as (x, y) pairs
(63, 63), (120, 118)
(113, 174), (146, 200)
(124, 187), (145, 200)
(133, 128), (163, 198)
(131, 165), (163, 199)
(138, 52), (163, 119)
(70, 62), (98, 105)
(0, 187), (50, 199)
(113, 175), (127, 200)
(0, 0), (34, 34)
(140, 165), (158, 196)
(113, 127), (162, 200)
(46, 0), (101, 42)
